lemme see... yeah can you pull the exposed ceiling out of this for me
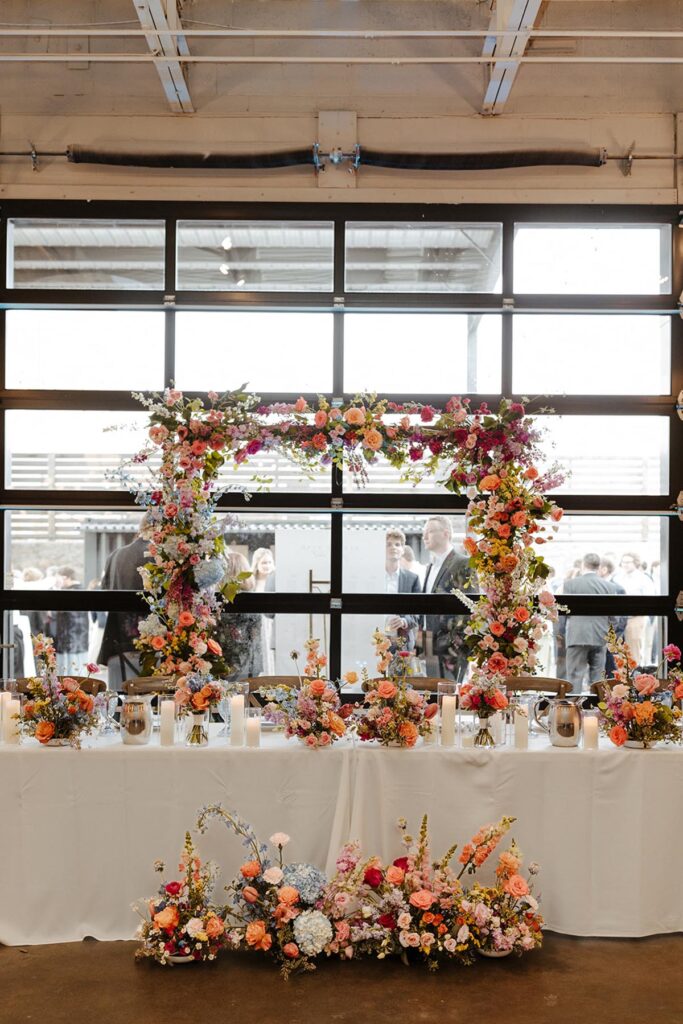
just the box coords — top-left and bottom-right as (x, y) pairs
(0, 0), (682, 119)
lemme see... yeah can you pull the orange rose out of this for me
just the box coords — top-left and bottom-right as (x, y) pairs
(513, 607), (530, 623)
(674, 682), (683, 701)
(386, 865), (405, 886)
(463, 537), (478, 557)
(490, 622), (505, 637)
(178, 611), (195, 627)
(399, 721), (419, 747)
(609, 724), (628, 747)
(409, 889), (436, 911)
(151, 635), (166, 651)
(504, 874), (529, 898)
(35, 721), (56, 744)
(240, 860), (261, 879)
(245, 921), (272, 951)
(192, 691), (210, 710)
(206, 638), (222, 656)
(153, 905), (179, 931)
(277, 886), (300, 905)
(363, 428), (383, 451)
(479, 474), (501, 491)
(377, 680), (397, 700)
(282, 942), (299, 959)
(344, 407), (365, 426)
(500, 554), (518, 572)
(205, 915), (225, 939)
(524, 467), (539, 480)
(327, 712), (346, 737)
(309, 679), (326, 698)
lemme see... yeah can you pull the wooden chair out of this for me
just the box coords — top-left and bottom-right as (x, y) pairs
(362, 676), (450, 694)
(591, 678), (670, 704)
(13, 676), (107, 696)
(245, 676), (301, 692)
(505, 675), (572, 699)
(123, 675), (177, 696)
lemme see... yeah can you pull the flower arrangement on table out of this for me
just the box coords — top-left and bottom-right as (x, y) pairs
(263, 639), (351, 748)
(20, 634), (100, 748)
(356, 629), (437, 748)
(134, 832), (228, 964)
(196, 804), (334, 976)
(598, 633), (682, 749)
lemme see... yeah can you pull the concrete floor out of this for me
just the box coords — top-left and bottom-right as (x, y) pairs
(2, 934), (682, 1024)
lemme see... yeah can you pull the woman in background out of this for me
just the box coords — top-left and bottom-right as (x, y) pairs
(217, 551), (263, 680)
(251, 547), (276, 672)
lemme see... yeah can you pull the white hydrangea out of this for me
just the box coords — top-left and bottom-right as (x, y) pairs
(292, 910), (333, 956)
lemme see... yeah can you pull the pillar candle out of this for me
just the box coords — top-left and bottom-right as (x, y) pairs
(583, 715), (599, 750)
(3, 699), (20, 744)
(159, 701), (175, 746)
(514, 708), (529, 750)
(440, 695), (456, 746)
(230, 695), (245, 746)
(0, 691), (11, 729)
(491, 712), (504, 745)
(245, 716), (261, 748)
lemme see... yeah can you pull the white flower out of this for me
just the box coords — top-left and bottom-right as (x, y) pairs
(524, 894), (539, 911)
(292, 910), (334, 956)
(185, 917), (205, 938)
(456, 924), (470, 945)
(610, 683), (629, 700)
(397, 912), (412, 929)
(269, 832), (290, 848)
(262, 866), (284, 885)
(444, 936), (457, 954)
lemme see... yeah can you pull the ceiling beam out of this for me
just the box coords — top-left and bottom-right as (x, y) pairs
(132, 0), (193, 113)
(482, 0), (545, 116)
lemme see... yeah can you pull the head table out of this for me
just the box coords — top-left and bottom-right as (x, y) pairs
(2, 729), (682, 946)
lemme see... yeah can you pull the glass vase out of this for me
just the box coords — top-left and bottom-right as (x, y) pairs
(474, 714), (496, 748)
(185, 710), (210, 747)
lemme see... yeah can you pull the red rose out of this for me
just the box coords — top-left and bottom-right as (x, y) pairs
(393, 857), (409, 871)
(364, 867), (384, 888)
(377, 913), (397, 930)
(164, 881), (182, 896)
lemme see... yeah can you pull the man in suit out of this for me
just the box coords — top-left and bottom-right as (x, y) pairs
(422, 516), (471, 682)
(98, 535), (149, 688)
(384, 528), (421, 653)
(563, 552), (619, 692)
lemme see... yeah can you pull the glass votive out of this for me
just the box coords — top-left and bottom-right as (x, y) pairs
(437, 681), (457, 746)
(245, 707), (262, 748)
(583, 709), (600, 750)
(159, 694), (176, 746)
(3, 690), (22, 744)
(229, 682), (249, 746)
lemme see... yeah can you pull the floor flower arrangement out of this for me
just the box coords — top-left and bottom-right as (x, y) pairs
(135, 805), (544, 975)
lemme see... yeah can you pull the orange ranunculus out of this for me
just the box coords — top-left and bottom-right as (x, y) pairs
(377, 680), (397, 700)
(245, 921), (272, 951)
(409, 889), (436, 911)
(399, 721), (419, 747)
(633, 701), (655, 726)
(151, 635), (166, 651)
(363, 428), (383, 451)
(463, 537), (478, 558)
(344, 407), (365, 426)
(609, 725), (628, 747)
(205, 915), (225, 939)
(327, 712), (346, 737)
(277, 885), (300, 905)
(309, 679), (326, 698)
(282, 942), (299, 959)
(153, 905), (179, 931)
(479, 474), (501, 491)
(35, 721), (56, 744)
(240, 860), (262, 879)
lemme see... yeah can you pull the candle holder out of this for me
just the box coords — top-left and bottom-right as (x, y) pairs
(437, 681), (457, 746)
(159, 694), (176, 747)
(229, 682), (249, 747)
(245, 707), (262, 748)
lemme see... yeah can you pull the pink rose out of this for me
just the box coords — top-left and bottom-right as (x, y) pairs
(504, 874), (530, 899)
(314, 410), (328, 428)
(344, 407), (365, 426)
(335, 920), (350, 942)
(409, 889), (436, 911)
(294, 397), (308, 412)
(663, 644), (681, 663)
(538, 590), (555, 608)
(634, 674), (658, 696)
(386, 865), (405, 886)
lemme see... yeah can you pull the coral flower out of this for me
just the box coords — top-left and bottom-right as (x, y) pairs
(344, 671), (358, 685)
(377, 681), (397, 700)
(151, 635), (166, 651)
(463, 537), (478, 557)
(363, 428), (383, 451)
(245, 921), (272, 951)
(282, 942), (300, 959)
(609, 725), (628, 747)
(240, 860), (262, 879)
(206, 638), (222, 656)
(409, 890), (436, 911)
(153, 905), (179, 931)
(479, 474), (501, 491)
(399, 721), (419, 747)
(513, 607), (530, 623)
(490, 622), (506, 637)
(344, 407), (365, 426)
(35, 721), (56, 744)
(309, 679), (326, 698)
(178, 611), (195, 628)
(277, 886), (300, 905)
(487, 652), (509, 674)
(504, 874), (530, 898)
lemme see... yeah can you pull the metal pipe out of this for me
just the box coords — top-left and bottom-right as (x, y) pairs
(1, 26), (683, 39)
(1, 53), (683, 64)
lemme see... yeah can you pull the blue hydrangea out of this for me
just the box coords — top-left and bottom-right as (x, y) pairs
(193, 558), (226, 591)
(282, 863), (327, 906)
(292, 910), (333, 957)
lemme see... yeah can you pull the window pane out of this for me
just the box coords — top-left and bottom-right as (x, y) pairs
(6, 218), (165, 289)
(344, 314), (501, 393)
(543, 515), (666, 594)
(5, 310), (165, 390)
(176, 221), (334, 291)
(5, 411), (151, 490)
(513, 223), (671, 294)
(219, 512), (330, 593)
(342, 513), (467, 593)
(175, 312), (333, 392)
(512, 315), (670, 395)
(536, 415), (669, 494)
(554, 616), (667, 685)
(345, 222), (502, 293)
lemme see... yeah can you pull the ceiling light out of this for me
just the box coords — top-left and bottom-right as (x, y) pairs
(219, 263), (231, 275)
(221, 235), (233, 250)
(236, 278), (246, 287)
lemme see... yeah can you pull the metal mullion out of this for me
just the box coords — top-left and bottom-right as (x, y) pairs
(510, 294), (676, 313)
(173, 290), (335, 310)
(0, 491), (140, 510)
(0, 289), (165, 310)
(502, 215), (514, 395)
(0, 390), (150, 410)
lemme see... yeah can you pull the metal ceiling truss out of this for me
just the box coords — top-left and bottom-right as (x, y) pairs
(132, 0), (193, 113)
(482, 0), (546, 114)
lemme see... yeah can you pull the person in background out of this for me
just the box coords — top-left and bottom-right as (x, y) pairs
(53, 566), (90, 676)
(421, 516), (470, 682)
(98, 536), (149, 687)
(384, 528), (421, 654)
(562, 552), (619, 692)
(19, 568), (49, 638)
(613, 552), (655, 667)
(401, 543), (426, 587)
(217, 551), (263, 680)
(251, 547), (276, 673)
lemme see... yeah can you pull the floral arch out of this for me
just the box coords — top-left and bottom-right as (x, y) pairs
(129, 389), (564, 704)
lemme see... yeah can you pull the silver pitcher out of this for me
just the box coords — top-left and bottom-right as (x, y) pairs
(120, 695), (153, 745)
(533, 696), (588, 747)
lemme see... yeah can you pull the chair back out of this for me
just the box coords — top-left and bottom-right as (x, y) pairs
(362, 676), (449, 693)
(591, 678), (671, 703)
(244, 676), (302, 692)
(12, 676), (106, 696)
(505, 675), (571, 698)
(124, 676), (177, 696)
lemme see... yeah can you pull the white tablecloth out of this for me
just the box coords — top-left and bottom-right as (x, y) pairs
(2, 730), (683, 945)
